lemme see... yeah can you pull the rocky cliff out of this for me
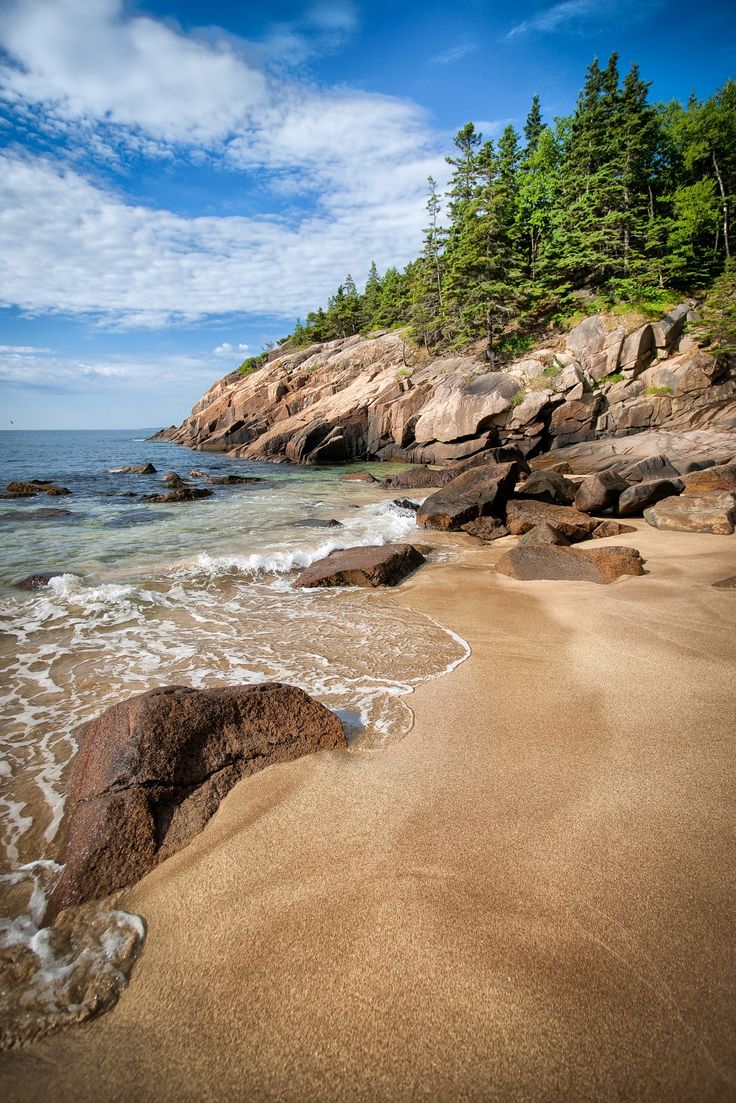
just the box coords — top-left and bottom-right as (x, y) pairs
(155, 304), (736, 465)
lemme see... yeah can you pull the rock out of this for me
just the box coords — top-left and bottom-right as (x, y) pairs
(681, 463), (736, 495)
(14, 572), (61, 590)
(516, 470), (577, 505)
(565, 315), (624, 380)
(619, 324), (655, 376)
(591, 520), (637, 539)
(207, 475), (266, 486)
(644, 494), (736, 535)
(189, 470), (206, 478)
(387, 466), (445, 490)
(293, 544), (424, 588)
(413, 370), (519, 444)
(0, 508), (73, 522)
(549, 395), (601, 445)
(518, 523), (570, 546)
(496, 545), (645, 584)
(162, 471), (185, 487)
(617, 454), (681, 483)
(505, 500), (599, 542)
(545, 461), (573, 474)
(712, 576), (736, 589)
(650, 303), (688, 351)
(392, 499), (420, 512)
(3, 481), (71, 498)
(292, 518), (343, 528)
(340, 471), (379, 483)
(574, 470), (628, 514)
(460, 517), (509, 542)
(617, 478), (684, 516)
(417, 462), (521, 531)
(114, 464), (157, 474)
(144, 488), (213, 503)
(47, 684), (346, 917)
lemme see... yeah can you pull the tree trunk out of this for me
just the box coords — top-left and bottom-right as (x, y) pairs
(712, 150), (731, 259)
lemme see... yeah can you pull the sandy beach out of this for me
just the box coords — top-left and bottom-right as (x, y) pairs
(2, 521), (735, 1102)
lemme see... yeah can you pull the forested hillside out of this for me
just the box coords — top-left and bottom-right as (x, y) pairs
(268, 55), (735, 367)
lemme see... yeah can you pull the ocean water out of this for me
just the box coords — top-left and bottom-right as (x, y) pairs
(0, 429), (468, 1044)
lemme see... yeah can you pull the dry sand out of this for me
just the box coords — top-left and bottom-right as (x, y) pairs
(2, 522), (736, 1102)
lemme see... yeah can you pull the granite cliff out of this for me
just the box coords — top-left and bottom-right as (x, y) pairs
(155, 304), (736, 465)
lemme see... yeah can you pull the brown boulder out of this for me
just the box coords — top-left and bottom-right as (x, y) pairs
(617, 454), (681, 483)
(712, 576), (736, 589)
(417, 462), (521, 531)
(681, 464), (736, 496)
(293, 543), (424, 588)
(644, 494), (736, 535)
(460, 517), (509, 542)
(591, 520), (637, 539)
(518, 523), (570, 546)
(496, 545), (645, 584)
(207, 474), (267, 486)
(115, 464), (157, 474)
(162, 471), (185, 487)
(387, 465), (445, 490)
(617, 478), (684, 516)
(505, 500), (599, 542)
(516, 470), (577, 506)
(47, 683), (345, 917)
(574, 470), (628, 514)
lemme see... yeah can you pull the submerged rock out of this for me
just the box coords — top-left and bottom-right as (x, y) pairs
(112, 464), (156, 474)
(14, 572), (62, 590)
(292, 517), (343, 528)
(144, 487), (213, 503)
(294, 543), (425, 588)
(496, 544), (645, 584)
(340, 471), (380, 483)
(206, 474), (266, 486)
(47, 683), (346, 917)
(2, 481), (71, 499)
(0, 508), (73, 523)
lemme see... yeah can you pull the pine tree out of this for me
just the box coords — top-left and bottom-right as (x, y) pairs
(410, 176), (446, 348)
(524, 94), (544, 154)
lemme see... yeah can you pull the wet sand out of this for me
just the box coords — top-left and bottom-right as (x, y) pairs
(2, 521), (736, 1101)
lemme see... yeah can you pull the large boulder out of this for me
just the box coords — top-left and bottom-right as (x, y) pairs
(505, 500), (599, 542)
(144, 487), (213, 503)
(496, 545), (645, 584)
(617, 454), (681, 483)
(460, 517), (509, 542)
(575, 470), (628, 514)
(293, 544), (424, 588)
(47, 684), (345, 917)
(413, 370), (519, 444)
(417, 462), (521, 531)
(518, 523), (570, 546)
(681, 464), (736, 496)
(644, 494), (736, 535)
(516, 470), (577, 505)
(650, 303), (688, 352)
(387, 466), (445, 490)
(114, 464), (157, 474)
(549, 395), (601, 445)
(564, 315), (624, 380)
(617, 478), (684, 516)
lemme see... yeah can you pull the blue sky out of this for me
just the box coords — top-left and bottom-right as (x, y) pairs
(0, 0), (734, 429)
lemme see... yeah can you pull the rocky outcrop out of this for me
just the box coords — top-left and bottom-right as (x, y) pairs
(293, 544), (424, 588)
(154, 305), (736, 468)
(47, 683), (345, 917)
(496, 545), (645, 584)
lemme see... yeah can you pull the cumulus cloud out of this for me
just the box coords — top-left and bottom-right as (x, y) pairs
(0, 0), (446, 328)
(214, 342), (250, 356)
(0, 151), (439, 327)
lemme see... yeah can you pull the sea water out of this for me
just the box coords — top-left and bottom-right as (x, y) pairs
(0, 430), (468, 1044)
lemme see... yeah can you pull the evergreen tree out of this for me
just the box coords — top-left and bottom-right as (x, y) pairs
(410, 176), (446, 348)
(524, 94), (544, 154)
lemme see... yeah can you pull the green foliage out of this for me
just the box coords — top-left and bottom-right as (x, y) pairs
(600, 371), (625, 383)
(693, 258), (736, 357)
(542, 361), (563, 378)
(510, 390), (526, 406)
(238, 352), (268, 375)
(281, 63), (734, 357)
(644, 385), (673, 395)
(396, 367), (413, 379)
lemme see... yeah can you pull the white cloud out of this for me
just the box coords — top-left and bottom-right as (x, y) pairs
(506, 0), (663, 38)
(0, 152), (439, 327)
(0, 344), (220, 395)
(214, 342), (250, 356)
(0, 0), (447, 328)
(431, 43), (477, 66)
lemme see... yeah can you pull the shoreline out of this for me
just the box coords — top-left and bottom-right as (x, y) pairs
(2, 521), (736, 1100)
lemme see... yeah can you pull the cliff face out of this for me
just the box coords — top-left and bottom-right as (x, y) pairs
(156, 305), (736, 465)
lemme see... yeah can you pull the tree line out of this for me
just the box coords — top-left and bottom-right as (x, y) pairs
(285, 55), (735, 364)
